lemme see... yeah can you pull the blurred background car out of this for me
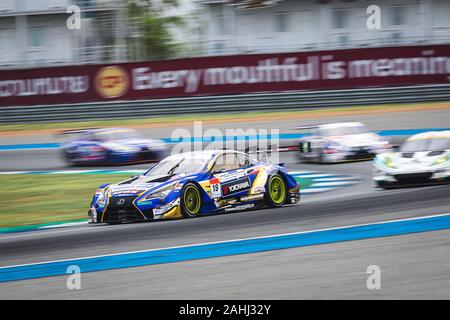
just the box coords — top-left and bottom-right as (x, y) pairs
(297, 122), (392, 163)
(60, 128), (168, 166)
(373, 131), (450, 188)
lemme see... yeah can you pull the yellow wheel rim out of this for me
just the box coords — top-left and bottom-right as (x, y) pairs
(269, 176), (286, 205)
(184, 185), (201, 215)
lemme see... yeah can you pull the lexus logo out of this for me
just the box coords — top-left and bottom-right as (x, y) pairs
(116, 198), (125, 206)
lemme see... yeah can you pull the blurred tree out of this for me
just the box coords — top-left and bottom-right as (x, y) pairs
(127, 0), (184, 61)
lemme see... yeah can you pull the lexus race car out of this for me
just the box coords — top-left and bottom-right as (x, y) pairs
(89, 150), (300, 224)
(61, 128), (168, 166)
(373, 131), (450, 188)
(297, 122), (392, 163)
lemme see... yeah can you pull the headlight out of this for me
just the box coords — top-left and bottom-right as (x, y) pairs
(96, 191), (106, 206)
(433, 155), (450, 166)
(385, 157), (396, 168)
(377, 156), (396, 169)
(142, 188), (172, 201)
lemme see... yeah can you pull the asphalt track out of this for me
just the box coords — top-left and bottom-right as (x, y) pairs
(1, 108), (450, 299)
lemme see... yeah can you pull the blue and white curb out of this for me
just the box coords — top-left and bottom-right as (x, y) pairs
(1, 213), (449, 283)
(290, 170), (360, 194)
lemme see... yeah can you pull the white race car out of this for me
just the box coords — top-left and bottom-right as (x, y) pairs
(373, 131), (450, 188)
(297, 122), (392, 163)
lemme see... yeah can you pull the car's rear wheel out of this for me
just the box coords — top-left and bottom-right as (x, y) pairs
(181, 183), (202, 218)
(265, 174), (287, 207)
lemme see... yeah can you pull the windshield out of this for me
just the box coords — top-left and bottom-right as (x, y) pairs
(320, 125), (369, 137)
(145, 154), (211, 176)
(401, 138), (450, 152)
(94, 130), (140, 141)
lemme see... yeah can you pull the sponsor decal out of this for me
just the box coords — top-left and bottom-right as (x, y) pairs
(240, 194), (264, 202)
(95, 66), (129, 98)
(217, 170), (246, 183)
(225, 203), (255, 212)
(222, 177), (251, 196)
(111, 189), (143, 196)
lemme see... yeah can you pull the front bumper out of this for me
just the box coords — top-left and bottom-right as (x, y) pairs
(108, 149), (168, 164)
(373, 167), (450, 187)
(90, 196), (151, 223)
(89, 196), (182, 223)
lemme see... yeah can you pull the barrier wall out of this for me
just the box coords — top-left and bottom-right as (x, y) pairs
(1, 44), (449, 106)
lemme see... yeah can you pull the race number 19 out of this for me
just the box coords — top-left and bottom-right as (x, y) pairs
(210, 178), (222, 198)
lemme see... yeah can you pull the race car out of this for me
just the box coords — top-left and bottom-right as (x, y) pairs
(60, 128), (168, 166)
(89, 149), (300, 224)
(373, 131), (450, 188)
(296, 122), (392, 163)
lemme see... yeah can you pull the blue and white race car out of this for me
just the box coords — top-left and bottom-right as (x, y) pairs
(60, 128), (168, 166)
(89, 149), (300, 224)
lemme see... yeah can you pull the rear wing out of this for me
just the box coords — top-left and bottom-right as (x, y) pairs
(292, 125), (320, 131)
(56, 128), (99, 135)
(55, 128), (102, 139)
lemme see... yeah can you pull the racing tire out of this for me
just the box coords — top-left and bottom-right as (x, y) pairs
(180, 182), (203, 218)
(61, 150), (77, 167)
(375, 181), (394, 190)
(265, 174), (287, 208)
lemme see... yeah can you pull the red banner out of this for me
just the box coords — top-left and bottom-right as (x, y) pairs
(1, 44), (449, 106)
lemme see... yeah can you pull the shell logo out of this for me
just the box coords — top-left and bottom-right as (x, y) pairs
(95, 66), (129, 98)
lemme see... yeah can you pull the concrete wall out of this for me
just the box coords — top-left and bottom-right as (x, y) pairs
(199, 0), (450, 55)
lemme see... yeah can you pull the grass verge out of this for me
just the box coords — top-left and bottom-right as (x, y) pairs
(0, 174), (130, 228)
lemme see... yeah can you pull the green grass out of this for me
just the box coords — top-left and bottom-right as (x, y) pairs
(0, 174), (130, 228)
(1, 101), (446, 133)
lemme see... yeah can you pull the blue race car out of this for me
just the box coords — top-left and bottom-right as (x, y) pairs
(89, 149), (300, 224)
(60, 128), (168, 166)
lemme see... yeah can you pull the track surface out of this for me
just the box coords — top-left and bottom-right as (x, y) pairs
(1, 108), (450, 299)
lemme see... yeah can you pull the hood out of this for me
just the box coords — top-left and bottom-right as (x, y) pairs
(378, 150), (450, 169)
(326, 133), (383, 148)
(109, 172), (203, 197)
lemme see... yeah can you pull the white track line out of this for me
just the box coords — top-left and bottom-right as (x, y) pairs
(296, 174), (339, 178)
(38, 221), (89, 229)
(300, 188), (335, 194)
(310, 181), (357, 187)
(313, 177), (359, 182)
(288, 171), (314, 175)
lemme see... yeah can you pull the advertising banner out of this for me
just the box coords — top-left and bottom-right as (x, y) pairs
(0, 44), (449, 106)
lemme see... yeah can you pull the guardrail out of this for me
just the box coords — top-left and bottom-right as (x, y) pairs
(1, 84), (450, 124)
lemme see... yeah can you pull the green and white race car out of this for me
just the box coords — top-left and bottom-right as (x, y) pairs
(373, 131), (450, 188)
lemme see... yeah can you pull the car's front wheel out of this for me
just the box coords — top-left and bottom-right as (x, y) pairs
(265, 174), (287, 207)
(180, 183), (203, 218)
